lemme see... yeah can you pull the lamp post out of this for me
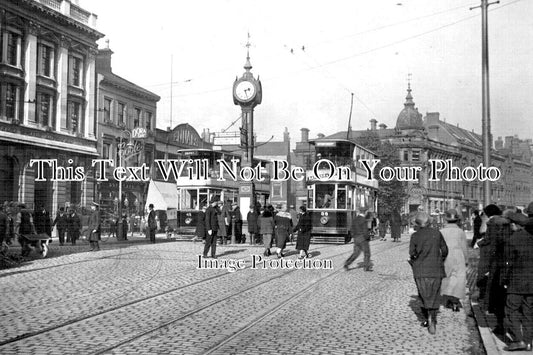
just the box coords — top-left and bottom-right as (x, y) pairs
(117, 129), (136, 240)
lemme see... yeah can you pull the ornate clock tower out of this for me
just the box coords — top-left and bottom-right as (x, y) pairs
(233, 38), (262, 215)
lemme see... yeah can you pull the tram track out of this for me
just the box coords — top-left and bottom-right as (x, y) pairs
(0, 249), (139, 278)
(93, 242), (406, 355)
(0, 244), (335, 348)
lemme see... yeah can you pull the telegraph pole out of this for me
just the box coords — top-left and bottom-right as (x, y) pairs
(471, 0), (499, 207)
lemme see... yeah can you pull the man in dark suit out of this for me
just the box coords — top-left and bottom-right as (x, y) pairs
(53, 207), (68, 245)
(147, 204), (157, 244)
(471, 210), (482, 248)
(504, 205), (533, 351)
(34, 204), (52, 238)
(203, 197), (219, 258)
(88, 202), (101, 251)
(344, 209), (372, 271)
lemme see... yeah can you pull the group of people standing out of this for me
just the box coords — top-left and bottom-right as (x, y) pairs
(198, 199), (312, 260)
(254, 203), (312, 259)
(472, 202), (533, 351)
(408, 202), (533, 351)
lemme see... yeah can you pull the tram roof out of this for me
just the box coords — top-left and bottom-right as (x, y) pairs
(309, 138), (377, 155)
(176, 148), (271, 163)
(177, 148), (237, 155)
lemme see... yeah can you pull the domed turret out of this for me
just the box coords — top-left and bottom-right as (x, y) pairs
(395, 83), (423, 130)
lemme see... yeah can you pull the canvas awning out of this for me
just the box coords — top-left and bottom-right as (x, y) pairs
(146, 180), (179, 210)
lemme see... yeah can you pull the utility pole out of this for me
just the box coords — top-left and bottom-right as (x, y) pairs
(471, 0), (499, 207)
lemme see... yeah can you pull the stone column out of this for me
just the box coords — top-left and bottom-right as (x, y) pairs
(23, 21), (39, 125)
(56, 36), (70, 131)
(85, 47), (97, 139)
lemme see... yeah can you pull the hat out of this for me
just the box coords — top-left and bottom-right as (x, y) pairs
(483, 204), (501, 218)
(91, 202), (100, 207)
(232, 202), (238, 206)
(414, 212), (430, 227)
(210, 196), (219, 204)
(445, 209), (460, 222)
(524, 201), (533, 216)
(506, 211), (529, 226)
(149, 203), (154, 209)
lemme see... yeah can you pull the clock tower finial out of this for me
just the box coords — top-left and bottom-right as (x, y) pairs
(244, 32), (252, 72)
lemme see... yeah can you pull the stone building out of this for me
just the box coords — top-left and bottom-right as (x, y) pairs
(95, 45), (160, 216)
(294, 83), (533, 219)
(0, 0), (103, 213)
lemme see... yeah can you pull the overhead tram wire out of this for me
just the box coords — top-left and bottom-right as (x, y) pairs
(295, 46), (379, 120)
(314, 0), (526, 68)
(153, 0), (525, 101)
(141, 2), (490, 91)
(308, 2), (477, 48)
(222, 114), (243, 133)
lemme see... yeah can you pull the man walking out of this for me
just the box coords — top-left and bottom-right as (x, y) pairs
(344, 209), (372, 271)
(203, 197), (219, 258)
(147, 204), (157, 244)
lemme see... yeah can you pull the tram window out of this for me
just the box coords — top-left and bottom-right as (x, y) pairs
(337, 188), (347, 209)
(316, 184), (335, 208)
(199, 188), (209, 208)
(180, 189), (198, 209)
(307, 188), (315, 209)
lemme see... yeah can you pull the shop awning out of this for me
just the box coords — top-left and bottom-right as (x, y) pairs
(146, 180), (179, 210)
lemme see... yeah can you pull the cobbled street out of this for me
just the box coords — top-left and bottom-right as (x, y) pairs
(0, 234), (484, 355)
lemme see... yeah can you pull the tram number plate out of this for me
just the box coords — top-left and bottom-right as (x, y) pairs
(240, 186), (251, 193)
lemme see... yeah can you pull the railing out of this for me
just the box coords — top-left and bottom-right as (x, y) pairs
(40, 0), (61, 11)
(70, 4), (90, 24)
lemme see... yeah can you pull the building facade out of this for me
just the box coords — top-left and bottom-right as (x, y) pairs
(0, 0), (102, 213)
(95, 46), (160, 217)
(305, 84), (533, 220)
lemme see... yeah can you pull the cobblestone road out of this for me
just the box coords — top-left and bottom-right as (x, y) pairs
(0, 234), (484, 354)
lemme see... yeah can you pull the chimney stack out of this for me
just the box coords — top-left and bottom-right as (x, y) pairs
(283, 127), (290, 142)
(96, 48), (113, 73)
(300, 128), (309, 143)
(370, 119), (377, 131)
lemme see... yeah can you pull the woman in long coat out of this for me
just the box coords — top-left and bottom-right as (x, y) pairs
(274, 204), (292, 258)
(409, 212), (448, 335)
(247, 205), (259, 244)
(258, 209), (275, 256)
(194, 205), (207, 242)
(440, 209), (468, 312)
(391, 210), (402, 242)
(217, 201), (228, 244)
(293, 206), (312, 259)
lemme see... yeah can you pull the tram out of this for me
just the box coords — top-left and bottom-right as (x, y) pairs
(171, 148), (271, 235)
(305, 138), (378, 243)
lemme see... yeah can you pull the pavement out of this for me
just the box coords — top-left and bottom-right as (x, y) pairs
(466, 241), (532, 355)
(0, 230), (513, 354)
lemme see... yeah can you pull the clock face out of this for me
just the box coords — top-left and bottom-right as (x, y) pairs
(235, 81), (256, 102)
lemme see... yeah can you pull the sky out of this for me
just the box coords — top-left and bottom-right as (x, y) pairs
(80, 0), (533, 146)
